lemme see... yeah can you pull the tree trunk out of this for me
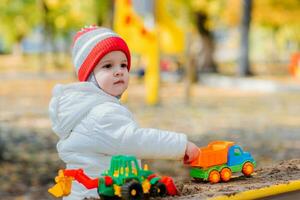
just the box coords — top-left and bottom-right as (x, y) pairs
(38, 0), (49, 74)
(184, 32), (193, 105)
(199, 34), (216, 73)
(238, 0), (253, 76)
(194, 11), (217, 75)
(12, 42), (22, 56)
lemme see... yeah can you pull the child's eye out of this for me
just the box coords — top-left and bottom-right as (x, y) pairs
(121, 64), (127, 68)
(103, 64), (112, 69)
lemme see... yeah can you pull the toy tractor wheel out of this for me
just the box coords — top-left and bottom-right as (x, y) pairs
(242, 162), (254, 177)
(220, 168), (232, 182)
(121, 180), (143, 200)
(149, 182), (167, 197)
(208, 170), (220, 183)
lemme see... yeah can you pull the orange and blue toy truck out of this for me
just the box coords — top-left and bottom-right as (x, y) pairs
(189, 141), (256, 183)
(48, 155), (178, 200)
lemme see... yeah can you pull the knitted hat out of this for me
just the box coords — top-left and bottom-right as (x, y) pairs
(72, 26), (131, 81)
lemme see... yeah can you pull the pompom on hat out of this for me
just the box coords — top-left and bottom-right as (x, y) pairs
(72, 25), (131, 81)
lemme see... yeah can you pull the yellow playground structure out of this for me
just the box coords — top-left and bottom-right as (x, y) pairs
(114, 0), (187, 105)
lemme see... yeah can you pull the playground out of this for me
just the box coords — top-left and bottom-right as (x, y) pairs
(1, 71), (300, 199)
(1, 0), (300, 199)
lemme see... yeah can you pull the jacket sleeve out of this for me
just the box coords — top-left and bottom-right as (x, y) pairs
(89, 103), (187, 160)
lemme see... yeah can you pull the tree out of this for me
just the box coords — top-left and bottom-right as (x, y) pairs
(194, 11), (217, 73)
(0, 0), (40, 54)
(37, 0), (98, 70)
(190, 0), (300, 76)
(94, 0), (114, 27)
(186, 0), (223, 75)
(225, 0), (300, 75)
(239, 0), (252, 76)
(252, 0), (300, 64)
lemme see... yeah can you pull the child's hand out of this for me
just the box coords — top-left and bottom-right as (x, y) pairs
(184, 141), (200, 164)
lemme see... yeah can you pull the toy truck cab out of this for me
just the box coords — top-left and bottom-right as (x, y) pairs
(227, 145), (255, 167)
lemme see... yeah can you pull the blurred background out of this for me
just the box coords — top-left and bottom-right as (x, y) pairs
(1, 0), (300, 199)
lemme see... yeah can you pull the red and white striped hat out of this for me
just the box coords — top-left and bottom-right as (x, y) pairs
(72, 25), (131, 81)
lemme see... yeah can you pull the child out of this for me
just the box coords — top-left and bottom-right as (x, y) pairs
(49, 26), (199, 200)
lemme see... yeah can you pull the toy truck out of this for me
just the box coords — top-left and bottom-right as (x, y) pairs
(48, 155), (178, 200)
(189, 141), (256, 183)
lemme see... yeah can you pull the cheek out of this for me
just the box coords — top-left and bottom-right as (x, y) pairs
(94, 73), (109, 87)
(123, 75), (129, 88)
(124, 72), (129, 82)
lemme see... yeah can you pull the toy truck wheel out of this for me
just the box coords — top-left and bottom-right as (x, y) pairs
(220, 168), (232, 182)
(208, 170), (220, 183)
(242, 162), (254, 177)
(149, 182), (167, 197)
(121, 180), (143, 200)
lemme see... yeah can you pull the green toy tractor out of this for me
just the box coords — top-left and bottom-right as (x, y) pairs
(49, 155), (178, 200)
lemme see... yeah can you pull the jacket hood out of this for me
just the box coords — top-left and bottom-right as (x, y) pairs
(49, 82), (119, 139)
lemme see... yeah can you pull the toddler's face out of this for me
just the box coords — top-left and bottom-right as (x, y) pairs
(93, 51), (129, 96)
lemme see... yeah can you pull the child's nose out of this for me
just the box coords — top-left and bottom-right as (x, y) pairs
(113, 65), (123, 76)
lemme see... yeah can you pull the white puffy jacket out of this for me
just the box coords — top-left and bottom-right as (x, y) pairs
(49, 82), (187, 200)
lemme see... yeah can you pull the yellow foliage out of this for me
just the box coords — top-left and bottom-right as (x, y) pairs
(55, 16), (67, 29)
(191, 0), (241, 28)
(253, 0), (300, 27)
(45, 0), (60, 10)
(191, 0), (209, 13)
(223, 0), (241, 27)
(190, 0), (300, 33)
